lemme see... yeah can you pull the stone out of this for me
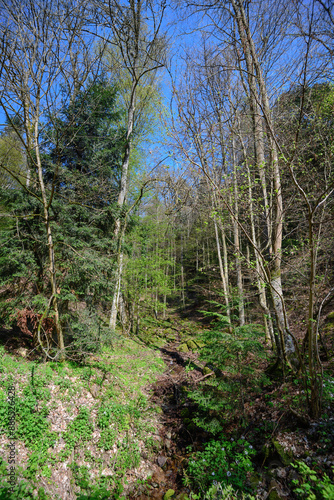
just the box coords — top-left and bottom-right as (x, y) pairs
(195, 340), (205, 348)
(164, 489), (175, 500)
(203, 366), (214, 376)
(178, 343), (189, 353)
(157, 456), (167, 468)
(268, 479), (289, 500)
(165, 439), (172, 449)
(272, 440), (293, 466)
(249, 472), (262, 489)
(17, 347), (28, 358)
(152, 469), (166, 484)
(186, 340), (197, 351)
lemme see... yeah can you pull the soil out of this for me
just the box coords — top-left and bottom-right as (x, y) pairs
(131, 338), (207, 499)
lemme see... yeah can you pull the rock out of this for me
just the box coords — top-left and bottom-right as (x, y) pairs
(275, 468), (287, 479)
(268, 480), (289, 499)
(268, 490), (281, 500)
(203, 366), (214, 376)
(157, 456), (167, 468)
(17, 347), (28, 358)
(249, 472), (262, 489)
(186, 340), (197, 351)
(152, 469), (166, 484)
(195, 340), (205, 348)
(165, 439), (172, 449)
(164, 490), (175, 500)
(272, 440), (293, 466)
(178, 343), (189, 353)
(145, 469), (155, 479)
(327, 311), (334, 322)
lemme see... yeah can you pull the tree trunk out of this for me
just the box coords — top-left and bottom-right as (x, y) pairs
(232, 137), (245, 326)
(35, 122), (64, 357)
(213, 214), (231, 322)
(232, 0), (296, 363)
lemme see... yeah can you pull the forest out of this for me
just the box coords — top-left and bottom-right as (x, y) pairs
(0, 0), (333, 499)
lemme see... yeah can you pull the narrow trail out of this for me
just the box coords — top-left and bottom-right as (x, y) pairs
(133, 331), (210, 500)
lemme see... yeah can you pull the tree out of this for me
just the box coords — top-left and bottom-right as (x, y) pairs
(90, 0), (167, 329)
(0, 0), (94, 357)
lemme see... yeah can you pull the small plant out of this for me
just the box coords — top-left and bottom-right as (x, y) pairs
(185, 437), (256, 493)
(64, 407), (93, 449)
(98, 427), (117, 451)
(115, 437), (141, 473)
(292, 461), (334, 499)
(0, 458), (50, 499)
(97, 400), (141, 432)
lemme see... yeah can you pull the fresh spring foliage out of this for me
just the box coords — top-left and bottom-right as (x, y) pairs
(187, 300), (268, 433)
(292, 461), (334, 499)
(199, 300), (267, 373)
(64, 407), (93, 449)
(185, 437), (256, 492)
(0, 458), (50, 500)
(0, 77), (127, 352)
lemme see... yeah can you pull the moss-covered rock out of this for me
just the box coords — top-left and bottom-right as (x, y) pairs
(327, 311), (334, 322)
(164, 489), (175, 500)
(272, 440), (293, 466)
(179, 343), (189, 353)
(249, 472), (262, 489)
(186, 339), (198, 351)
(203, 366), (214, 376)
(195, 340), (205, 348)
(268, 490), (281, 500)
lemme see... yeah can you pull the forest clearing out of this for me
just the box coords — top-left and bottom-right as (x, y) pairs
(0, 0), (334, 498)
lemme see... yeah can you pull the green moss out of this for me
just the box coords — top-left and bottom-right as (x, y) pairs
(186, 340), (197, 351)
(272, 440), (293, 466)
(203, 366), (214, 376)
(195, 340), (205, 348)
(179, 343), (189, 353)
(327, 311), (334, 322)
(268, 490), (281, 500)
(164, 489), (175, 499)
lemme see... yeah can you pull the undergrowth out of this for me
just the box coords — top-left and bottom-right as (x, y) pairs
(0, 338), (165, 498)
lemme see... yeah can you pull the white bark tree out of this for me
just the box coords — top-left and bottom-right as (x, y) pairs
(91, 0), (167, 329)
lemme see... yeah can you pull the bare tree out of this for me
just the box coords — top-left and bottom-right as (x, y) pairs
(90, 0), (167, 329)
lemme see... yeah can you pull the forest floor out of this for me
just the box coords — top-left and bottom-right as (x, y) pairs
(135, 315), (334, 499)
(0, 311), (334, 499)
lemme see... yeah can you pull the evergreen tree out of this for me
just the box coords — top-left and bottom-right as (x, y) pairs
(0, 78), (127, 354)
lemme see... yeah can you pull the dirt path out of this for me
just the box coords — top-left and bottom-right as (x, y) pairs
(132, 336), (209, 499)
